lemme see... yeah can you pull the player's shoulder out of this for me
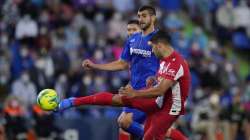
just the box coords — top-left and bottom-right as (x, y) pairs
(172, 51), (190, 71)
(163, 51), (184, 66)
(173, 51), (185, 61)
(127, 32), (141, 42)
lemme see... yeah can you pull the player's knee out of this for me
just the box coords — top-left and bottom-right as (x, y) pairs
(117, 113), (124, 125)
(120, 118), (132, 129)
(119, 114), (133, 129)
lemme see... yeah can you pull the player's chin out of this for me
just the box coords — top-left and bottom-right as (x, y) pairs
(140, 24), (146, 29)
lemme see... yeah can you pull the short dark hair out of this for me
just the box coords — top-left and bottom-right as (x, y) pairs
(150, 30), (171, 45)
(138, 5), (156, 16)
(127, 19), (139, 25)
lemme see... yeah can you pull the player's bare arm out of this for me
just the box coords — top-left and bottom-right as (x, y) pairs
(119, 78), (175, 98)
(82, 59), (129, 71)
(146, 76), (156, 87)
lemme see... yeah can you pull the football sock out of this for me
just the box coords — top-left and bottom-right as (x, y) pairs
(73, 92), (113, 106)
(125, 122), (144, 138)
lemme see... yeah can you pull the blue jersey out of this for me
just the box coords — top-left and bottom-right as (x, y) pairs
(121, 30), (159, 90)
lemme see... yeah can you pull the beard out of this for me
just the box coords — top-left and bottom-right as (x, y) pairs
(140, 22), (151, 31)
(154, 52), (162, 58)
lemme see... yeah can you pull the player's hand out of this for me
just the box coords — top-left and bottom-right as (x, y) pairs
(119, 86), (136, 98)
(82, 59), (96, 69)
(146, 76), (157, 88)
(125, 83), (132, 89)
(56, 98), (75, 112)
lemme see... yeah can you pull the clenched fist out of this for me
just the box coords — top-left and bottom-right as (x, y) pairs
(82, 59), (96, 69)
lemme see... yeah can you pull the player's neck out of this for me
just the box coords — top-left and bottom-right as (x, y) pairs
(142, 26), (155, 36)
(161, 47), (174, 58)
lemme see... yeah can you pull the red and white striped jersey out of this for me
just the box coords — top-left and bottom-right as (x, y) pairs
(155, 51), (191, 115)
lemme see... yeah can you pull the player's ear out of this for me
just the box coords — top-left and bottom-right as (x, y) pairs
(148, 41), (156, 48)
(158, 42), (165, 48)
(151, 15), (156, 24)
(148, 41), (153, 46)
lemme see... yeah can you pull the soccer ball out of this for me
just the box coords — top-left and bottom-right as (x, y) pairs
(37, 89), (59, 111)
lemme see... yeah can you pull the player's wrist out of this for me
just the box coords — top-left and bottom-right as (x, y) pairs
(131, 92), (138, 98)
(92, 63), (100, 69)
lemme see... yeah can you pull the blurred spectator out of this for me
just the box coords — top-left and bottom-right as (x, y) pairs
(189, 27), (208, 50)
(191, 89), (220, 140)
(222, 88), (245, 140)
(216, 0), (234, 29)
(51, 27), (67, 49)
(70, 74), (94, 97)
(0, 32), (9, 47)
(36, 26), (52, 51)
(30, 52), (54, 90)
(55, 73), (68, 99)
(64, 21), (81, 50)
(50, 48), (70, 74)
(108, 13), (127, 38)
(243, 79), (250, 140)
(233, 0), (250, 31)
(93, 75), (108, 92)
(164, 13), (183, 31)
(0, 105), (6, 140)
(160, 0), (182, 12)
(215, 0), (234, 43)
(15, 14), (38, 40)
(112, 0), (135, 13)
(221, 61), (240, 87)
(32, 104), (61, 139)
(74, 13), (96, 45)
(0, 48), (10, 102)
(11, 71), (37, 108)
(3, 95), (34, 140)
(10, 42), (34, 78)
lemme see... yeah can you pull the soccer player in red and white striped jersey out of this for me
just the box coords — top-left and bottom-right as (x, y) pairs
(58, 30), (190, 140)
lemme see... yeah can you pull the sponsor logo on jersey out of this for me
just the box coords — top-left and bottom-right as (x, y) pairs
(130, 47), (151, 57)
(158, 62), (176, 77)
(130, 39), (136, 43)
(167, 69), (176, 77)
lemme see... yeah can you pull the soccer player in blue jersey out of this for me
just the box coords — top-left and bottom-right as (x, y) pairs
(81, 6), (186, 140)
(82, 6), (158, 140)
(126, 20), (141, 37)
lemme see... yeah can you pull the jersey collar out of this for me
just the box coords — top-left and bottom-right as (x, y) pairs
(162, 51), (176, 61)
(141, 29), (159, 39)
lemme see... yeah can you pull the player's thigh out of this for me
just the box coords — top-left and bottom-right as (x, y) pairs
(144, 112), (178, 140)
(121, 96), (158, 113)
(144, 114), (153, 134)
(117, 111), (126, 124)
(131, 108), (146, 124)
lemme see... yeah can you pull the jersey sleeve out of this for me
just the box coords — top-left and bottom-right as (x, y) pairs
(120, 39), (131, 62)
(159, 62), (184, 81)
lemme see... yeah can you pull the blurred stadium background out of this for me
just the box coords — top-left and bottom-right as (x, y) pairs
(0, 0), (250, 140)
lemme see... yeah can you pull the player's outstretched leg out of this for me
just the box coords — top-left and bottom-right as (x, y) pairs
(58, 91), (156, 113)
(58, 92), (125, 111)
